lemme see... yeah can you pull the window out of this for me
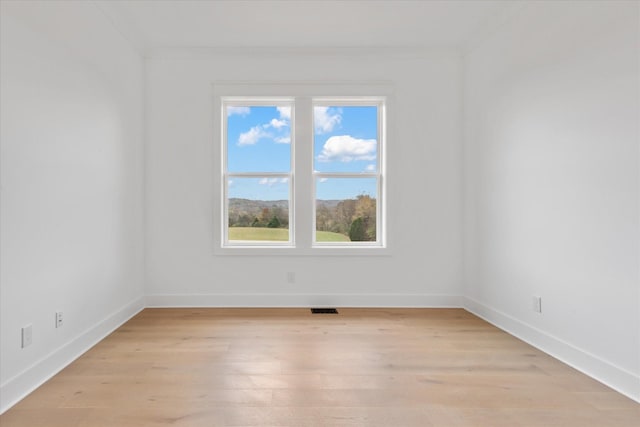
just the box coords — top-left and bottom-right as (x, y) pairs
(313, 101), (382, 245)
(223, 100), (294, 246)
(218, 90), (387, 254)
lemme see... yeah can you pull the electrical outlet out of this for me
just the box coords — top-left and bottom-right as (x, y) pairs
(22, 324), (32, 348)
(287, 272), (295, 284)
(56, 311), (63, 328)
(532, 296), (542, 313)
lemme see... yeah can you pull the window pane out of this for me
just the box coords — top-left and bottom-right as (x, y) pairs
(314, 106), (377, 173)
(227, 105), (291, 173)
(228, 177), (290, 242)
(315, 177), (377, 242)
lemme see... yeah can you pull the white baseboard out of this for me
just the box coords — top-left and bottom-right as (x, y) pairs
(463, 297), (640, 403)
(145, 293), (462, 308)
(0, 296), (145, 414)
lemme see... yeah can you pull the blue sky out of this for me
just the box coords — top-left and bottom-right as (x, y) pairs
(227, 105), (377, 201)
(313, 106), (378, 173)
(227, 106), (292, 173)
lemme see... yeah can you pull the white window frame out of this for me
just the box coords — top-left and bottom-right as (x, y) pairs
(222, 97), (295, 247)
(312, 98), (385, 247)
(212, 82), (392, 256)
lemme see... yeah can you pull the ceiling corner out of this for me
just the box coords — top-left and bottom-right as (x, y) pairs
(93, 0), (146, 55)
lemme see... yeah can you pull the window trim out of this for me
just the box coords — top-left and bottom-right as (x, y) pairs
(212, 82), (393, 256)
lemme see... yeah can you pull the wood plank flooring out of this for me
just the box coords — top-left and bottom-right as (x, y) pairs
(1, 308), (638, 426)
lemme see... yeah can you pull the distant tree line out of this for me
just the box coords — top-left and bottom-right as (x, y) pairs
(228, 201), (289, 229)
(228, 194), (376, 241)
(316, 194), (376, 241)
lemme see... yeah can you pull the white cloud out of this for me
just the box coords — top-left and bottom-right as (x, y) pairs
(259, 177), (288, 186)
(268, 118), (288, 129)
(227, 106), (250, 117)
(365, 164), (376, 171)
(275, 136), (291, 144)
(277, 106), (291, 120)
(238, 126), (269, 146)
(317, 135), (376, 162)
(228, 180), (234, 186)
(314, 106), (341, 134)
(319, 178), (329, 183)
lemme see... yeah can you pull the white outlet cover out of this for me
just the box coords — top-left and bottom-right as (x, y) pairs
(532, 296), (542, 313)
(22, 324), (33, 348)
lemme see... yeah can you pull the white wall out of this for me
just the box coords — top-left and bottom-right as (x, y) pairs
(145, 49), (463, 307)
(463, 1), (639, 400)
(0, 1), (145, 412)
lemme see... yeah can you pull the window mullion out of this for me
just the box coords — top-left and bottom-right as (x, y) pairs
(294, 97), (313, 249)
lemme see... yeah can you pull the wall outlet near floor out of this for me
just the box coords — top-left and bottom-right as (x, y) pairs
(21, 324), (33, 348)
(532, 296), (542, 313)
(56, 311), (63, 328)
(287, 271), (296, 284)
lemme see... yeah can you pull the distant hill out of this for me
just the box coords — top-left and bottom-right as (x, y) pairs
(229, 198), (288, 212)
(228, 198), (343, 212)
(316, 199), (342, 209)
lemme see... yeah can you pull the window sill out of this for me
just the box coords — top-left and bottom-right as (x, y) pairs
(213, 245), (392, 257)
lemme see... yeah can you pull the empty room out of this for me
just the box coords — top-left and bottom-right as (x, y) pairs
(0, 0), (638, 426)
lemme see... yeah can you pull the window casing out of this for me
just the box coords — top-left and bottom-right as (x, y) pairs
(215, 84), (389, 255)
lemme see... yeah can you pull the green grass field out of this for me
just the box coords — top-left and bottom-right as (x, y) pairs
(316, 231), (350, 242)
(228, 227), (350, 242)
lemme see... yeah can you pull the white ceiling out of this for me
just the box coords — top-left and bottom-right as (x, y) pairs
(97, 0), (513, 51)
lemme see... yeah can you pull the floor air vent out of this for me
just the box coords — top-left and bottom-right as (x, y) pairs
(311, 308), (338, 314)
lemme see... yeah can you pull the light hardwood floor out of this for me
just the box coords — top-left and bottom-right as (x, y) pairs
(1, 308), (638, 426)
